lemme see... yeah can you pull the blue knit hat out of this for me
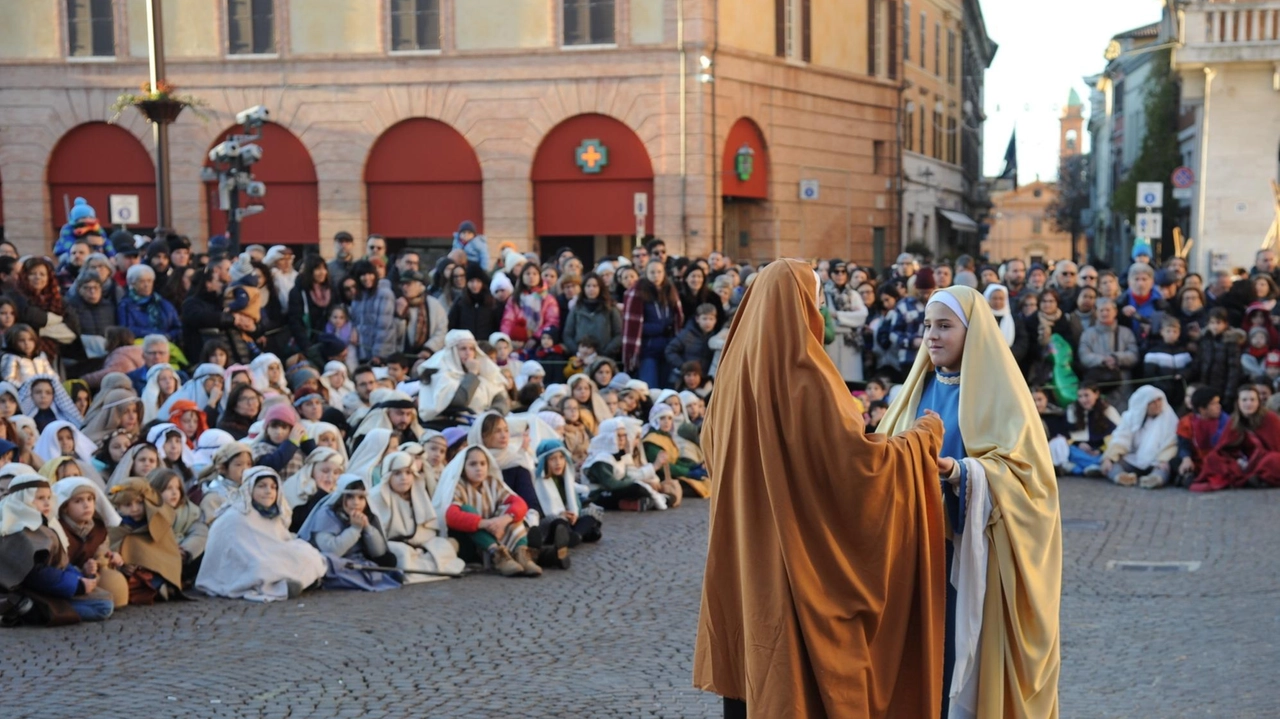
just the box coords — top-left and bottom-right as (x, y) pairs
(68, 197), (96, 223)
(1131, 240), (1153, 261)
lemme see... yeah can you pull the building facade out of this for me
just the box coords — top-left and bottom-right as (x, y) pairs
(983, 180), (1073, 265)
(0, 0), (907, 267)
(1173, 0), (1280, 273)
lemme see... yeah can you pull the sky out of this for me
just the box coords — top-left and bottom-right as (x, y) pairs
(979, 0), (1167, 184)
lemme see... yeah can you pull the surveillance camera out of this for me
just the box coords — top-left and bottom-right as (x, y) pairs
(244, 181), (267, 198)
(208, 140), (241, 164)
(236, 105), (270, 127)
(237, 143), (264, 165)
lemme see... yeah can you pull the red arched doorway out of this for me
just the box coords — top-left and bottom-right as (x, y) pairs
(721, 117), (770, 259)
(531, 114), (653, 265)
(365, 118), (483, 259)
(48, 122), (156, 237)
(204, 122), (319, 248)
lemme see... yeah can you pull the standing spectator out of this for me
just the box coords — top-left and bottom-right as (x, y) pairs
(1077, 299), (1138, 389)
(1174, 287), (1208, 348)
(622, 260), (684, 389)
(824, 262), (868, 383)
(395, 270), (447, 359)
(553, 274), (583, 333)
(264, 246), (297, 312)
(1196, 307), (1245, 407)
(563, 272), (623, 358)
(448, 264), (503, 339)
(327, 231), (356, 289)
(56, 238), (91, 295)
(1068, 286), (1098, 340)
(1050, 261), (1080, 313)
(881, 269), (935, 370)
(349, 260), (398, 365)
(288, 255), (334, 353)
(365, 235), (388, 268)
(14, 257), (79, 360)
(181, 265), (236, 361)
(1119, 263), (1162, 346)
(1097, 270), (1122, 303)
(1002, 258), (1027, 302)
(952, 254), (978, 288)
(501, 263), (560, 352)
(451, 220), (490, 272)
(933, 264), (954, 289)
(117, 264), (180, 344)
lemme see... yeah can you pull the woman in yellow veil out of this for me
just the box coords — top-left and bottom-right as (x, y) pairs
(879, 286), (1062, 719)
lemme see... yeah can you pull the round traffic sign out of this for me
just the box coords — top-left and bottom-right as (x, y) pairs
(118, 207), (132, 221)
(1171, 166), (1195, 188)
(1142, 192), (1158, 205)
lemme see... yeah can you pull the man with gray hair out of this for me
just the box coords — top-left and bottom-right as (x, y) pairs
(1050, 260), (1080, 312)
(116, 263), (182, 343)
(1119, 262), (1161, 324)
(127, 333), (186, 394)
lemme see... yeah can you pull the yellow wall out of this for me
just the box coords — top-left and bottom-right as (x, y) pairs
(631, 0), (665, 45)
(456, 0), (551, 50)
(718, 0), (774, 56)
(0, 3), (60, 59)
(290, 0), (380, 55)
(812, 0), (867, 74)
(127, 0), (220, 57)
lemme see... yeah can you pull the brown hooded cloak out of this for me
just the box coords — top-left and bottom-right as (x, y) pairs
(694, 259), (947, 718)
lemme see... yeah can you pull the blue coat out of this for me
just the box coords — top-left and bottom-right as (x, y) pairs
(117, 292), (182, 343)
(452, 232), (490, 272)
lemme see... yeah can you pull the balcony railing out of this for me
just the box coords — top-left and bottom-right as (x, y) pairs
(1178, 1), (1280, 64)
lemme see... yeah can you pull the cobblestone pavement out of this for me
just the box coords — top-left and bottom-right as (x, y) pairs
(6, 478), (1279, 718)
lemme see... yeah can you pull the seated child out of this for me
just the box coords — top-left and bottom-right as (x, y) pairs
(149, 423), (195, 487)
(678, 390), (706, 428)
(0, 325), (55, 386)
(1064, 384), (1121, 476)
(106, 478), (185, 604)
(864, 377), (891, 405)
(298, 474), (401, 591)
(53, 477), (128, 608)
(196, 442), (253, 522)
(367, 452), (464, 583)
(532, 440), (603, 567)
(488, 332), (523, 379)
(148, 468), (208, 585)
(581, 417), (678, 511)
(434, 445), (541, 578)
(1241, 328), (1275, 384)
(283, 446), (345, 533)
(386, 354), (413, 388)
(0, 476), (115, 625)
(564, 336), (601, 379)
(1101, 385), (1178, 489)
(865, 399), (890, 432)
(196, 467), (328, 602)
(532, 330), (567, 363)
(1174, 387), (1228, 488)
(600, 389), (620, 418)
(589, 357), (618, 390)
(675, 361), (714, 401)
(249, 403), (316, 474)
(665, 304), (717, 387)
(642, 404), (710, 498)
(556, 397), (592, 467)
(567, 373), (611, 436)
(1142, 316), (1194, 410)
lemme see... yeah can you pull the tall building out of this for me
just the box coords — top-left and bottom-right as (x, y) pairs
(960, 0), (997, 251)
(1173, 0), (1280, 272)
(1060, 88), (1083, 159)
(900, 0), (985, 259)
(0, 0), (903, 267)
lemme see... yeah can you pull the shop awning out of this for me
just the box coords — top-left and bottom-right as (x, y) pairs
(938, 209), (978, 233)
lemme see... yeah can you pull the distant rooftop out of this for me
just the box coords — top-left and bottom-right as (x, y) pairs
(1114, 22), (1160, 40)
(1067, 88), (1082, 107)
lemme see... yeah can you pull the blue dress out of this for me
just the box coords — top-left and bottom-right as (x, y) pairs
(915, 370), (969, 718)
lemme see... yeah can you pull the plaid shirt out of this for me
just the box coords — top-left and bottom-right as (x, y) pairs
(621, 286), (684, 372)
(886, 296), (927, 365)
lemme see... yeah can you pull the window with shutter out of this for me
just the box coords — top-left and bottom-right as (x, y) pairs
(902, 2), (910, 62)
(563, 0), (615, 46)
(67, 0), (115, 58)
(228, 0), (275, 55)
(391, 0), (441, 51)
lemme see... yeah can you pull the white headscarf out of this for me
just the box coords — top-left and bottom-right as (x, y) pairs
(417, 330), (506, 421)
(0, 475), (53, 537)
(369, 451), (436, 537)
(566, 374), (612, 425)
(321, 361), (353, 410)
(191, 429), (236, 475)
(148, 422), (196, 469)
(159, 363), (224, 417)
(282, 447), (345, 510)
(304, 421), (349, 463)
(250, 353), (287, 396)
(347, 428), (397, 483)
(109, 443), (158, 489)
(18, 374), (83, 427)
(1111, 385), (1179, 469)
(9, 416), (41, 465)
(528, 383), (568, 415)
(430, 444), (504, 536)
(33, 420), (97, 468)
(515, 361), (546, 391)
(983, 284), (1017, 348)
(52, 475), (121, 533)
(140, 363), (180, 424)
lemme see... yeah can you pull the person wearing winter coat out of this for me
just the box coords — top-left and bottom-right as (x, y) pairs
(1196, 308), (1245, 407)
(1078, 299), (1139, 386)
(394, 270), (448, 359)
(823, 262), (869, 383)
(562, 272), (623, 357)
(65, 274), (116, 340)
(287, 254), (335, 353)
(82, 329), (143, 390)
(451, 220), (490, 273)
(180, 264), (237, 362)
(446, 263), (504, 339)
(117, 264), (181, 343)
(664, 305), (716, 387)
(500, 262), (560, 351)
(349, 260), (399, 364)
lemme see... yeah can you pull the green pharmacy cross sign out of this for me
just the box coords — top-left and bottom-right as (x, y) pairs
(735, 144), (755, 182)
(575, 139), (609, 174)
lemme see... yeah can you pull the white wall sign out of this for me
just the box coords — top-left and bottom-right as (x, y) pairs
(633, 192), (648, 217)
(799, 179), (819, 201)
(109, 194), (140, 225)
(1136, 182), (1163, 209)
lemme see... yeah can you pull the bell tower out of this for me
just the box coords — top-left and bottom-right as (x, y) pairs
(1060, 88), (1084, 159)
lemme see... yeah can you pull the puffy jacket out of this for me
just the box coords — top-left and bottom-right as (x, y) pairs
(500, 291), (560, 344)
(447, 290), (504, 339)
(351, 279), (398, 362)
(664, 324), (713, 380)
(563, 300), (623, 357)
(117, 292), (181, 342)
(65, 293), (116, 337)
(181, 289), (235, 361)
(1196, 328), (1245, 403)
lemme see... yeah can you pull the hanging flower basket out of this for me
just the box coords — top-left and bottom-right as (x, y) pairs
(110, 81), (209, 123)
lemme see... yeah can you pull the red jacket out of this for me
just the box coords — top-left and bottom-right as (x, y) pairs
(445, 493), (528, 534)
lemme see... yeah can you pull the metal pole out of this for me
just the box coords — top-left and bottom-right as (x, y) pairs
(1195, 67), (1214, 273)
(146, 0), (172, 232)
(228, 172), (240, 256)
